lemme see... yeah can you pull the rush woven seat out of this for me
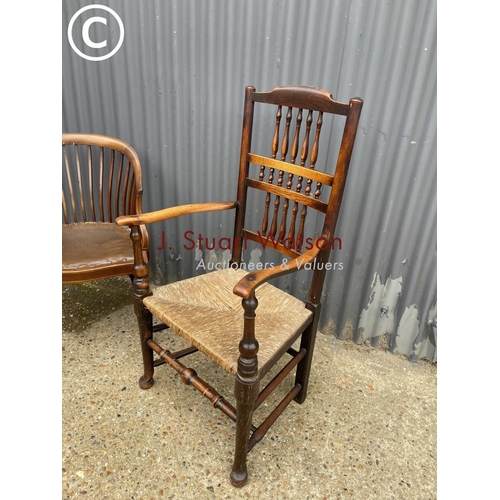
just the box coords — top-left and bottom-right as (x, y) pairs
(62, 133), (149, 284)
(116, 85), (363, 487)
(144, 268), (313, 376)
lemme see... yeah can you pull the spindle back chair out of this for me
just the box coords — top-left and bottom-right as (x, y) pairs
(62, 133), (149, 283)
(116, 85), (363, 486)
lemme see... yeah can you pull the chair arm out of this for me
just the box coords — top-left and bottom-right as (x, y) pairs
(233, 236), (329, 299)
(116, 201), (238, 226)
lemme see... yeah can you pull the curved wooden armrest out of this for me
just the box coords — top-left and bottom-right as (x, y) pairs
(116, 201), (238, 226)
(233, 237), (329, 299)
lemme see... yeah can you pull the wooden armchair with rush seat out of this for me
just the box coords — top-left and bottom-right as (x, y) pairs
(116, 85), (363, 486)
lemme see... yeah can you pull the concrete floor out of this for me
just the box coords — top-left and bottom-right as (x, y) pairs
(62, 277), (437, 499)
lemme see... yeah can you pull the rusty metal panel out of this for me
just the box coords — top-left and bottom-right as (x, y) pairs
(62, 0), (436, 361)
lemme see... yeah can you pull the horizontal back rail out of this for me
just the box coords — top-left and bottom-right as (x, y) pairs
(248, 154), (334, 187)
(246, 179), (328, 213)
(253, 85), (350, 115)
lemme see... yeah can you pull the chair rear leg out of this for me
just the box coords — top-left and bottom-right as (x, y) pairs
(294, 303), (321, 404)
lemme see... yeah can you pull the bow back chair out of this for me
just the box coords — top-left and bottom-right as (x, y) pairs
(62, 133), (149, 283)
(116, 85), (363, 486)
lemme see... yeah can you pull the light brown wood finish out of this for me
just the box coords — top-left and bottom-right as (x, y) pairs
(119, 85), (363, 487)
(249, 154), (335, 187)
(116, 201), (237, 227)
(62, 133), (149, 283)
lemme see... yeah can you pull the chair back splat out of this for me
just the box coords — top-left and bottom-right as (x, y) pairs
(116, 85), (363, 487)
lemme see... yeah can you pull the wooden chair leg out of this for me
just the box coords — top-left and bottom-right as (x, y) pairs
(230, 377), (259, 487)
(231, 293), (259, 487)
(136, 300), (154, 389)
(294, 303), (321, 404)
(129, 224), (154, 390)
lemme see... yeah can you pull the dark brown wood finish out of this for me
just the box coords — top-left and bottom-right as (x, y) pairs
(62, 133), (150, 283)
(115, 85), (363, 487)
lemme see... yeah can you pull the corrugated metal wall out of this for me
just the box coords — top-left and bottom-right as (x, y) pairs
(62, 0), (437, 361)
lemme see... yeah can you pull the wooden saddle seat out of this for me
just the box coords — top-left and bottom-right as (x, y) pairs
(116, 85), (363, 487)
(62, 133), (149, 284)
(62, 222), (136, 274)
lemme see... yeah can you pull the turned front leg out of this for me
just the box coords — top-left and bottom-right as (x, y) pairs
(230, 293), (259, 487)
(135, 296), (154, 389)
(129, 225), (154, 389)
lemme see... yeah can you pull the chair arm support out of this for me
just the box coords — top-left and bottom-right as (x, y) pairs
(233, 236), (329, 299)
(116, 201), (238, 226)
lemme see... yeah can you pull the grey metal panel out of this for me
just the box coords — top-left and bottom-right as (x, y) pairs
(62, 0), (437, 361)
